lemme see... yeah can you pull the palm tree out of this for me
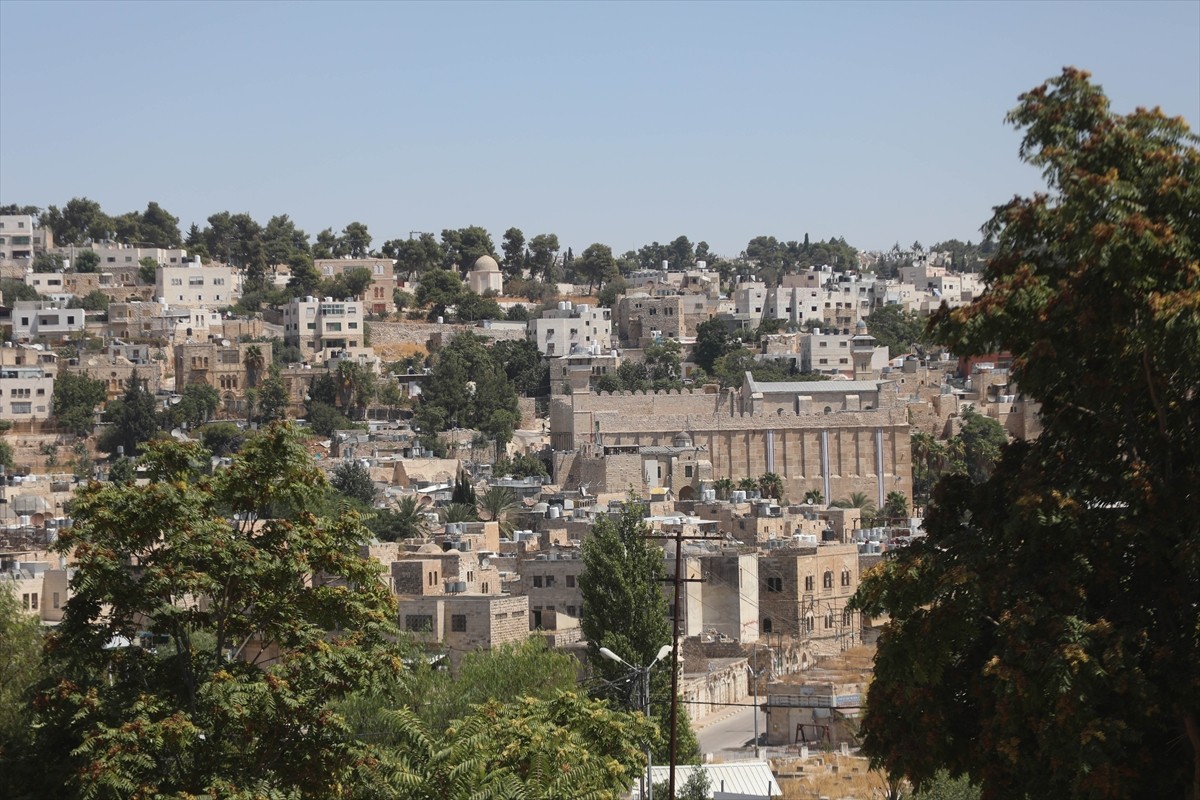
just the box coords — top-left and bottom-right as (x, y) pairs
(832, 491), (878, 526)
(803, 488), (824, 506)
(441, 502), (479, 524)
(757, 472), (784, 500)
(243, 344), (265, 389)
(478, 486), (518, 538)
(713, 477), (734, 501)
(737, 476), (758, 493)
(370, 495), (429, 542)
(883, 491), (909, 524)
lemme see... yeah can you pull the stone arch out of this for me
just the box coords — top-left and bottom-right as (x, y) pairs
(678, 485), (695, 501)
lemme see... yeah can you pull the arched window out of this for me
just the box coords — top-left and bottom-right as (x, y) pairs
(841, 569), (851, 587)
(843, 609), (853, 627)
(804, 613), (815, 633)
(823, 570), (833, 589)
(824, 611), (834, 629)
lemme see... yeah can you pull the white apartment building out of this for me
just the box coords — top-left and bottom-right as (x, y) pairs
(79, 243), (191, 269)
(283, 296), (366, 356)
(526, 301), (613, 357)
(9, 301), (86, 342)
(802, 328), (889, 376)
(0, 364), (55, 421)
(156, 263), (237, 308)
(0, 214), (51, 261)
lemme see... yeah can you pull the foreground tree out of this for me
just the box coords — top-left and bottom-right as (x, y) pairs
(580, 500), (700, 764)
(25, 426), (400, 799)
(852, 69), (1200, 800)
(51, 371), (106, 437)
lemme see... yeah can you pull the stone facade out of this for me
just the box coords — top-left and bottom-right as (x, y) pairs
(399, 594), (531, 666)
(550, 384), (911, 506)
(758, 543), (860, 656)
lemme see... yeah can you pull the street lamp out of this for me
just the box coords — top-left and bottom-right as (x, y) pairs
(599, 645), (672, 800)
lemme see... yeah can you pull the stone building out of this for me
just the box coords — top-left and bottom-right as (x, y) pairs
(758, 542), (860, 656)
(467, 255), (503, 295)
(517, 546), (585, 627)
(174, 339), (272, 413)
(314, 257), (395, 315)
(549, 377), (911, 507)
(398, 594), (531, 666)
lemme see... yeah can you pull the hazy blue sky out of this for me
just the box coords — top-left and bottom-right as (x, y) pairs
(2, 0), (1197, 257)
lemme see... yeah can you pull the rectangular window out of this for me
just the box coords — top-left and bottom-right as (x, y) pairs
(533, 576), (543, 588)
(53, 592), (61, 609)
(12, 402), (32, 414)
(404, 615), (433, 632)
(805, 575), (814, 591)
(767, 577), (783, 593)
(684, 465), (693, 478)
(451, 614), (467, 632)
(565, 574), (576, 588)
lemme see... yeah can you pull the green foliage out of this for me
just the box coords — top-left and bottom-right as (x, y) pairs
(757, 472), (784, 500)
(451, 470), (477, 506)
(415, 267), (464, 320)
(31, 252), (63, 272)
(440, 502), (479, 524)
(853, 69), (1200, 799)
(0, 277), (40, 302)
(882, 491), (909, 522)
(0, 438), (13, 469)
(137, 255), (157, 285)
(416, 332), (521, 446)
(198, 421), (245, 457)
(477, 485), (517, 538)
(527, 233), (560, 282)
(41, 197), (111, 245)
(492, 337), (549, 398)
(332, 458), (377, 505)
(455, 289), (504, 321)
(31, 426), (401, 798)
(493, 451), (548, 479)
(597, 276), (627, 308)
(168, 382), (220, 428)
(654, 767), (711, 800)
(73, 249), (102, 273)
(306, 400), (361, 437)
(865, 304), (929, 359)
(78, 289), (110, 312)
(52, 371), (106, 437)
(577, 242), (617, 290)
(693, 318), (735, 374)
(368, 495), (430, 542)
(500, 226), (525, 279)
(0, 583), (42, 735)
(440, 225), (496, 275)
(97, 373), (160, 456)
(909, 770), (981, 800)
(581, 501), (700, 764)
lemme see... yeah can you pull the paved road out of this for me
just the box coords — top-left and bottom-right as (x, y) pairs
(696, 702), (763, 758)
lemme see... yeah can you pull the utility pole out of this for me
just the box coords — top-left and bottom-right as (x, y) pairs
(645, 526), (722, 800)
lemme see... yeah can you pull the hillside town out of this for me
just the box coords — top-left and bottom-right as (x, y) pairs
(0, 204), (1030, 794)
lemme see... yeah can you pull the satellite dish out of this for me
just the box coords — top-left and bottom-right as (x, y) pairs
(31, 512), (46, 527)
(221, 339), (231, 347)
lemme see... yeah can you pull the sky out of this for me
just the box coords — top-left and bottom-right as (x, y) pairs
(1, 0), (1197, 258)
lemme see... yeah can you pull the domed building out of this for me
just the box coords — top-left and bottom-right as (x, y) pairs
(468, 254), (504, 295)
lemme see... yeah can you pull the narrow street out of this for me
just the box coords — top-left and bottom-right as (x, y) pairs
(696, 702), (761, 758)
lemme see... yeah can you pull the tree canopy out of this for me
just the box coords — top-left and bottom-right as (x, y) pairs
(852, 69), (1200, 800)
(580, 500), (700, 764)
(23, 426), (400, 799)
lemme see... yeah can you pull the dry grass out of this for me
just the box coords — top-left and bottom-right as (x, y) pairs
(775, 753), (897, 799)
